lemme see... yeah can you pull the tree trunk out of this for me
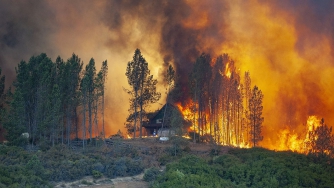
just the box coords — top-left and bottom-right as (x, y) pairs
(133, 89), (138, 139)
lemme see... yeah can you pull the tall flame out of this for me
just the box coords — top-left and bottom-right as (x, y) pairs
(268, 115), (321, 153)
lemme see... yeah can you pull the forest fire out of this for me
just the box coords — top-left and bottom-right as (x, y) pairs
(0, 1), (333, 156)
(272, 116), (321, 153)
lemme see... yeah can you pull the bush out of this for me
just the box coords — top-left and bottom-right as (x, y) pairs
(143, 167), (161, 182)
(152, 149), (334, 188)
(92, 170), (103, 179)
(105, 157), (144, 178)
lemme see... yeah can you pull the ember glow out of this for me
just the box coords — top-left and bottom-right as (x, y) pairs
(1, 1), (334, 151)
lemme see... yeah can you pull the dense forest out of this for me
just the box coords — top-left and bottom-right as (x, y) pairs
(0, 53), (108, 148)
(0, 50), (334, 154)
(0, 50), (334, 187)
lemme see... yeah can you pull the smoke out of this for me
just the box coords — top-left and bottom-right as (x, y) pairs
(0, 0), (56, 86)
(1, 0), (334, 143)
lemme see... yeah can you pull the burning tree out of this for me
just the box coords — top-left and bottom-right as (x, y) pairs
(174, 53), (263, 147)
(307, 118), (333, 156)
(189, 54), (212, 140)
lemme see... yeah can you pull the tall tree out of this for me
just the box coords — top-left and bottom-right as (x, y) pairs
(83, 58), (96, 142)
(0, 67), (5, 137)
(49, 84), (61, 146)
(248, 86), (264, 147)
(189, 54), (212, 140)
(126, 49), (145, 138)
(161, 64), (175, 130)
(99, 60), (108, 140)
(92, 60), (108, 144)
(126, 49), (160, 138)
(80, 75), (89, 148)
(244, 71), (251, 144)
(0, 67), (5, 109)
(64, 54), (83, 145)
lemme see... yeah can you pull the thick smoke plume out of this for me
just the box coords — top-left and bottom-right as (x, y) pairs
(1, 0), (334, 148)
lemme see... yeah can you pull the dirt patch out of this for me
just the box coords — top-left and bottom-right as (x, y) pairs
(54, 173), (149, 188)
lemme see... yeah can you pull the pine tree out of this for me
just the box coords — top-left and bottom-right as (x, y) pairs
(161, 64), (175, 130)
(83, 58), (96, 143)
(248, 86), (264, 147)
(0, 67), (5, 140)
(100, 60), (108, 140)
(189, 54), (212, 140)
(125, 49), (160, 138)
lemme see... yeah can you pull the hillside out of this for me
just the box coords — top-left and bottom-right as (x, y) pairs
(1, 137), (334, 188)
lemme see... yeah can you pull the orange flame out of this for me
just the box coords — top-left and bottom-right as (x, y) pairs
(269, 116), (321, 153)
(225, 62), (231, 78)
(176, 101), (250, 148)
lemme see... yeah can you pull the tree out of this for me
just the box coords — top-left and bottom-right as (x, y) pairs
(248, 86), (264, 147)
(161, 64), (175, 130)
(125, 49), (146, 138)
(0, 67), (5, 140)
(189, 54), (212, 140)
(99, 60), (108, 140)
(170, 108), (184, 136)
(0, 67), (5, 109)
(308, 118), (333, 156)
(82, 58), (96, 143)
(62, 54), (83, 145)
(169, 108), (188, 157)
(125, 49), (160, 138)
(244, 71), (251, 143)
(80, 75), (89, 148)
(49, 84), (61, 146)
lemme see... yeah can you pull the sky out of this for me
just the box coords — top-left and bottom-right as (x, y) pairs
(0, 0), (333, 145)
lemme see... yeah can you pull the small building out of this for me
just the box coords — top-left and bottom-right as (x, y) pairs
(143, 103), (183, 136)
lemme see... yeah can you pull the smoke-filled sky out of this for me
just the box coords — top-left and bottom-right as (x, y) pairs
(1, 0), (333, 144)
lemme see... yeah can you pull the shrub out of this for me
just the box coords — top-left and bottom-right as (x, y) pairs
(143, 167), (161, 182)
(92, 170), (103, 179)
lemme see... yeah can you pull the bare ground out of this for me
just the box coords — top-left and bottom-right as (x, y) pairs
(54, 173), (149, 188)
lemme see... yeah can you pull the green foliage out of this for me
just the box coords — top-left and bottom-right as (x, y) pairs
(166, 136), (189, 156)
(0, 145), (146, 187)
(153, 148), (334, 188)
(92, 170), (103, 179)
(0, 147), (50, 187)
(158, 154), (178, 166)
(125, 49), (161, 138)
(105, 157), (144, 178)
(143, 167), (161, 182)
